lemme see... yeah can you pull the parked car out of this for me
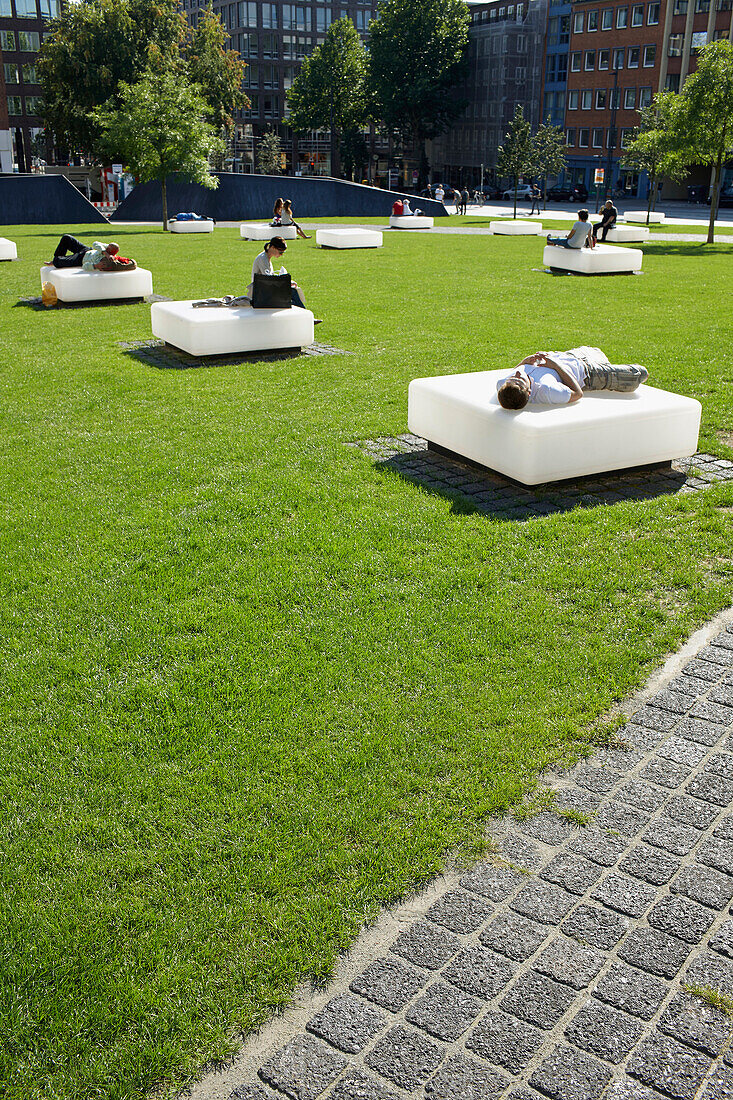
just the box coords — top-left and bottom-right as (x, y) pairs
(503, 183), (535, 200)
(714, 185), (733, 208)
(547, 185), (574, 201)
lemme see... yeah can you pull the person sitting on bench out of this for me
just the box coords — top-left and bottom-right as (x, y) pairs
(593, 200), (618, 242)
(48, 236), (136, 270)
(497, 346), (648, 409)
(546, 210), (595, 250)
(193, 236), (320, 321)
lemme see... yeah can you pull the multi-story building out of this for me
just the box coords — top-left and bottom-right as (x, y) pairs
(0, 0), (60, 171)
(542, 0), (571, 130)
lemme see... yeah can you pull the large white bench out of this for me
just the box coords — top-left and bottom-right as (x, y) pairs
(622, 212), (665, 224)
(0, 237), (18, 260)
(543, 242), (643, 275)
(388, 215), (434, 230)
(606, 225), (650, 243)
(169, 218), (214, 233)
(408, 369), (701, 486)
(316, 228), (382, 249)
(490, 220), (544, 235)
(40, 264), (153, 302)
(150, 299), (314, 357)
(240, 223), (298, 240)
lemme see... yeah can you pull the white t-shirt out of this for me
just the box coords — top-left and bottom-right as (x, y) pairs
(567, 220), (593, 248)
(435, 187), (445, 201)
(501, 351), (587, 405)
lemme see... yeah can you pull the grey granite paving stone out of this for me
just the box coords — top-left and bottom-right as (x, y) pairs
(567, 828), (627, 866)
(670, 864), (733, 909)
(698, 644), (733, 667)
(510, 880), (577, 925)
(564, 999), (645, 1063)
(712, 634), (733, 652)
(528, 1043), (612, 1100)
(465, 1009), (546, 1073)
(709, 685), (733, 708)
(507, 1091), (545, 1100)
(659, 992), (733, 1056)
(616, 779), (668, 814)
(230, 1085), (282, 1100)
(499, 831), (544, 870)
(658, 738), (708, 768)
(685, 950), (733, 998)
(586, 747), (645, 772)
(480, 911), (550, 961)
(350, 957), (428, 1012)
(518, 812), (577, 846)
(716, 818), (733, 840)
(631, 705), (681, 733)
(708, 753), (733, 781)
(551, 786), (601, 815)
(627, 1032), (712, 1100)
(533, 936), (605, 989)
(684, 658), (725, 682)
(617, 927), (690, 978)
(425, 889), (493, 934)
(389, 920), (461, 971)
(701, 1064), (733, 1100)
(442, 943), (516, 999)
(424, 1053), (510, 1100)
(687, 772), (733, 806)
(363, 1025), (444, 1092)
(561, 903), (629, 950)
(404, 981), (483, 1042)
(305, 994), (387, 1054)
(500, 970), (576, 1030)
(540, 853), (604, 896)
(591, 872), (656, 917)
(619, 844), (680, 886)
(592, 961), (668, 1020)
(671, 674), (713, 698)
(690, 699), (733, 726)
(594, 801), (650, 837)
(460, 862), (526, 902)
(570, 765), (620, 794)
(329, 1070), (400, 1100)
(648, 690), (691, 715)
(711, 919), (733, 957)
(622, 724), (668, 752)
(603, 1082), (666, 1100)
(664, 794), (719, 831)
(642, 818), (699, 857)
(675, 718), (727, 746)
(258, 1034), (348, 1100)
(700, 838), (733, 875)
(647, 894), (715, 944)
(640, 758), (690, 790)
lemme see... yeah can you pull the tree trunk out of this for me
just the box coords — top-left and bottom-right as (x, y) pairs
(646, 169), (655, 223)
(418, 143), (429, 192)
(707, 151), (722, 245)
(161, 176), (168, 232)
(513, 178), (518, 219)
(543, 175), (547, 211)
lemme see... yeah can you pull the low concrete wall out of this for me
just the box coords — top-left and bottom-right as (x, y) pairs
(0, 174), (109, 225)
(111, 173), (449, 222)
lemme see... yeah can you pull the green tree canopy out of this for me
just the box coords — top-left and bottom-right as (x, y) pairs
(621, 92), (687, 224)
(368, 0), (469, 186)
(187, 3), (248, 137)
(496, 105), (538, 218)
(256, 128), (284, 174)
(533, 119), (566, 210)
(93, 65), (224, 230)
(286, 18), (370, 178)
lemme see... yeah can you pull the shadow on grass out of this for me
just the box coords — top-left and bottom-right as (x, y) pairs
(14, 296), (151, 311)
(120, 339), (347, 370)
(641, 242), (733, 256)
(379, 448), (689, 521)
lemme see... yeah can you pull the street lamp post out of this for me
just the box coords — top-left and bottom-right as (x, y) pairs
(604, 66), (620, 204)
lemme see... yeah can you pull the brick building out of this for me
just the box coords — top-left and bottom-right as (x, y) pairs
(0, 0), (60, 171)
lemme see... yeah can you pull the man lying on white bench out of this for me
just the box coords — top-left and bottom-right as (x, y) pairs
(46, 235), (137, 271)
(496, 346), (648, 409)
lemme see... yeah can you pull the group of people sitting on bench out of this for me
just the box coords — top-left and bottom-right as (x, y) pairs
(546, 201), (618, 250)
(496, 347), (648, 408)
(391, 199), (423, 217)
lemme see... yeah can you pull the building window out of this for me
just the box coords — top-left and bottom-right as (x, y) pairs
(7, 96), (23, 115)
(632, 2), (644, 22)
(566, 128), (576, 145)
(613, 47), (625, 67)
(579, 127), (590, 146)
(282, 5), (310, 30)
(585, 49), (596, 69)
(718, 0), (733, 9)
(261, 3), (278, 27)
(694, 0), (710, 9)
(557, 53), (568, 79)
(596, 88), (607, 108)
(647, 1), (660, 20)
(588, 9), (599, 28)
(592, 127), (604, 147)
(25, 96), (42, 113)
(617, 5), (628, 25)
(601, 6), (613, 27)
(316, 7), (331, 30)
(39, 0), (59, 17)
(624, 86), (636, 107)
(546, 54), (556, 79)
(4, 63), (20, 83)
(0, 0), (12, 12)
(581, 88), (593, 108)
(673, 0), (687, 12)
(262, 62), (278, 87)
(559, 14), (570, 41)
(17, 31), (40, 50)
(570, 50), (581, 71)
(568, 89), (579, 108)
(15, 0), (37, 15)
(573, 11), (584, 30)
(263, 94), (279, 118)
(22, 63), (37, 82)
(643, 44), (656, 65)
(665, 72), (680, 90)
(238, 0), (257, 23)
(639, 86), (652, 106)
(628, 45), (640, 66)
(244, 62), (259, 85)
(599, 47), (609, 68)
(620, 128), (631, 148)
(668, 34), (683, 54)
(0, 31), (16, 50)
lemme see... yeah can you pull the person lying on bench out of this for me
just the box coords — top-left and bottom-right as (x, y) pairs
(47, 236), (136, 271)
(497, 346), (648, 409)
(546, 210), (595, 250)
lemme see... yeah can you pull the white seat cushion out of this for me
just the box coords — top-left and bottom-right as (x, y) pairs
(389, 215), (434, 229)
(621, 212), (665, 223)
(606, 226), (650, 242)
(316, 228), (382, 248)
(0, 237), (18, 260)
(543, 242), (643, 274)
(40, 264), (153, 302)
(150, 299), (315, 357)
(240, 223), (297, 240)
(408, 370), (700, 485)
(169, 219), (214, 233)
(490, 220), (544, 235)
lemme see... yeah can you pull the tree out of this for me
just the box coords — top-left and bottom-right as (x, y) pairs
(672, 39), (733, 243)
(621, 92), (687, 225)
(496, 105), (538, 218)
(533, 119), (566, 211)
(187, 4), (248, 138)
(256, 128), (284, 174)
(286, 19), (370, 179)
(93, 66), (224, 230)
(368, 0), (470, 188)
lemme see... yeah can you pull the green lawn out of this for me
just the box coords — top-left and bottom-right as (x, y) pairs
(1, 223), (732, 1100)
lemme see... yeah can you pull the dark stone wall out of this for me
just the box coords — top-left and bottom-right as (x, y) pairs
(111, 173), (449, 222)
(0, 174), (109, 225)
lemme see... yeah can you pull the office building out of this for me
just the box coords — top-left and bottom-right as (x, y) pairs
(0, 0), (60, 171)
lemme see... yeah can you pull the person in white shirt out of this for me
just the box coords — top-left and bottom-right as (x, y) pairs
(496, 347), (648, 409)
(435, 184), (445, 203)
(401, 198), (413, 215)
(546, 209), (595, 249)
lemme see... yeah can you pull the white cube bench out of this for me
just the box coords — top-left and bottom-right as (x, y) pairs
(408, 369), (701, 486)
(388, 215), (434, 230)
(40, 264), (153, 302)
(169, 218), (214, 233)
(490, 220), (544, 235)
(543, 242), (643, 275)
(316, 227), (382, 249)
(0, 237), (18, 260)
(606, 225), (650, 243)
(150, 299), (314, 357)
(621, 212), (665, 224)
(240, 223), (298, 240)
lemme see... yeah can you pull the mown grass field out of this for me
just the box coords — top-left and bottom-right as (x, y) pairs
(1, 222), (732, 1100)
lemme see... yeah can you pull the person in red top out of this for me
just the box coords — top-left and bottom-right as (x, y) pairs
(392, 200), (404, 216)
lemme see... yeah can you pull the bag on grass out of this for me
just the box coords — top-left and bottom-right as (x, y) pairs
(251, 273), (292, 309)
(41, 281), (57, 308)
